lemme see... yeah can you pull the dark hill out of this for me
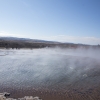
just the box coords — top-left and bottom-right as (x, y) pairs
(0, 37), (99, 49)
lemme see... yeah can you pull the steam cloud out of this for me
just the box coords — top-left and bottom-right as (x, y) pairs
(0, 47), (100, 90)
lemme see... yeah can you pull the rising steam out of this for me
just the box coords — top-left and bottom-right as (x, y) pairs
(0, 47), (100, 90)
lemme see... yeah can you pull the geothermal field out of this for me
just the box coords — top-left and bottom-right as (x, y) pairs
(0, 48), (100, 100)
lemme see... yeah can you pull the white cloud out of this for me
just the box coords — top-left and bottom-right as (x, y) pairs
(0, 31), (27, 38)
(0, 31), (100, 45)
(39, 35), (100, 45)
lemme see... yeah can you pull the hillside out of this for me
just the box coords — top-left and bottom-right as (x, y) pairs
(0, 37), (99, 49)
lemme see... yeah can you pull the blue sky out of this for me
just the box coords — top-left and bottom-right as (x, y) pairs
(0, 0), (100, 45)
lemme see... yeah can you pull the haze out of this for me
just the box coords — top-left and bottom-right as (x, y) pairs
(0, 48), (100, 91)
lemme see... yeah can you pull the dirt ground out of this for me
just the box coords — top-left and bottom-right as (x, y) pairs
(0, 79), (100, 100)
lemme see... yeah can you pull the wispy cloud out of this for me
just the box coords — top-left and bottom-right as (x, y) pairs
(39, 35), (100, 45)
(0, 31), (100, 45)
(0, 31), (27, 38)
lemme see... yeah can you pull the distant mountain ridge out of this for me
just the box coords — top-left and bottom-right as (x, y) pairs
(0, 37), (61, 44)
(0, 36), (99, 49)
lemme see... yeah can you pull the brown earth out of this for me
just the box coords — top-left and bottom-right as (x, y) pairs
(0, 76), (100, 100)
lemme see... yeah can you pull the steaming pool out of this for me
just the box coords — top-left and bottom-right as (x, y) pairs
(0, 48), (100, 100)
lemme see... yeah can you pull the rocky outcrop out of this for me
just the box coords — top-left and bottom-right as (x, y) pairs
(0, 93), (42, 100)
